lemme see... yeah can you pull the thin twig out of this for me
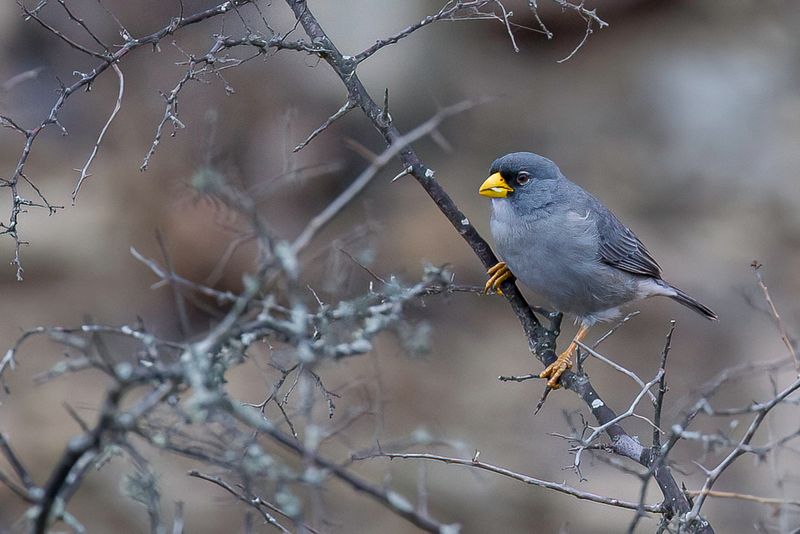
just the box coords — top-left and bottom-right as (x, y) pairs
(576, 341), (657, 403)
(552, 0), (608, 63)
(369, 452), (664, 513)
(685, 376), (800, 523)
(293, 100), (355, 152)
(684, 489), (800, 508)
(652, 321), (675, 448)
(753, 262), (799, 374)
(188, 471), (292, 533)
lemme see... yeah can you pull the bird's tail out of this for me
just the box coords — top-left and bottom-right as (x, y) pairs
(666, 284), (718, 321)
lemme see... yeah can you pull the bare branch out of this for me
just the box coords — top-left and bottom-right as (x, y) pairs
(576, 341), (657, 403)
(0, 433), (36, 490)
(652, 321), (675, 448)
(291, 99), (483, 255)
(228, 402), (453, 533)
(369, 451), (664, 513)
(188, 471), (292, 533)
(552, 0), (608, 63)
(353, 1), (508, 63)
(131, 246), (238, 304)
(293, 100), (355, 152)
(73, 63), (124, 203)
(573, 368), (664, 472)
(2, 0), (256, 275)
(57, 0), (110, 52)
(684, 376), (800, 523)
(753, 262), (799, 374)
(527, 0), (553, 39)
(684, 489), (800, 508)
(20, 0), (108, 59)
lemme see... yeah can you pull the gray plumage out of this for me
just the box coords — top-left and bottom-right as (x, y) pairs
(486, 152), (717, 326)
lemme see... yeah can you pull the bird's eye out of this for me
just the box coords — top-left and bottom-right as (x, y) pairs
(515, 172), (530, 186)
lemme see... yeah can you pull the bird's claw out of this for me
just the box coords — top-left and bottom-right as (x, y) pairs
(539, 351), (573, 389)
(484, 262), (514, 295)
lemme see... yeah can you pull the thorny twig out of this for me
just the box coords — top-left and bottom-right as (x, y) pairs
(188, 471), (293, 533)
(552, 0), (609, 63)
(3, 0), (329, 276)
(753, 262), (799, 374)
(293, 100), (355, 153)
(683, 376), (800, 524)
(72, 63), (124, 203)
(365, 451), (665, 513)
(353, 0), (520, 63)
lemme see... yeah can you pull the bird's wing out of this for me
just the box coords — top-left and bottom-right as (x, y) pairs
(594, 202), (662, 279)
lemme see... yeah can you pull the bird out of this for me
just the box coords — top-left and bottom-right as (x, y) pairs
(478, 152), (717, 389)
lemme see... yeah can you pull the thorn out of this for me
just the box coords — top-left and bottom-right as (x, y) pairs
(379, 88), (391, 126)
(391, 166), (413, 182)
(534, 387), (552, 415)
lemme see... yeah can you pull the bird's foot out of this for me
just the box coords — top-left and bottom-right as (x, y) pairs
(539, 349), (573, 389)
(484, 261), (514, 295)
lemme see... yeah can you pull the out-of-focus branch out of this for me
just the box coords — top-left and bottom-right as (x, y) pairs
(6, 248), (458, 531)
(0, 433), (39, 503)
(228, 402), (451, 533)
(188, 471), (295, 533)
(131, 246), (238, 304)
(291, 99), (483, 255)
(34, 385), (122, 533)
(684, 375), (800, 524)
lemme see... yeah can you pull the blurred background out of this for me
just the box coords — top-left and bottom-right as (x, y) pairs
(1, 0), (800, 532)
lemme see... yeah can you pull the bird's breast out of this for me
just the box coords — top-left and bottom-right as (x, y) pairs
(490, 206), (637, 316)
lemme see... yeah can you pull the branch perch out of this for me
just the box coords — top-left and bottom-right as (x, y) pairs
(282, 0), (711, 530)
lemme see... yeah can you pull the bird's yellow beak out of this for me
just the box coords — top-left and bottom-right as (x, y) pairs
(479, 172), (514, 198)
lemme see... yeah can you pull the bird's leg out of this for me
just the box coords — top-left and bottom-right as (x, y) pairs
(539, 323), (590, 389)
(484, 261), (514, 294)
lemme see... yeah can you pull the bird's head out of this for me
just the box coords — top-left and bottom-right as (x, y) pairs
(479, 152), (564, 210)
